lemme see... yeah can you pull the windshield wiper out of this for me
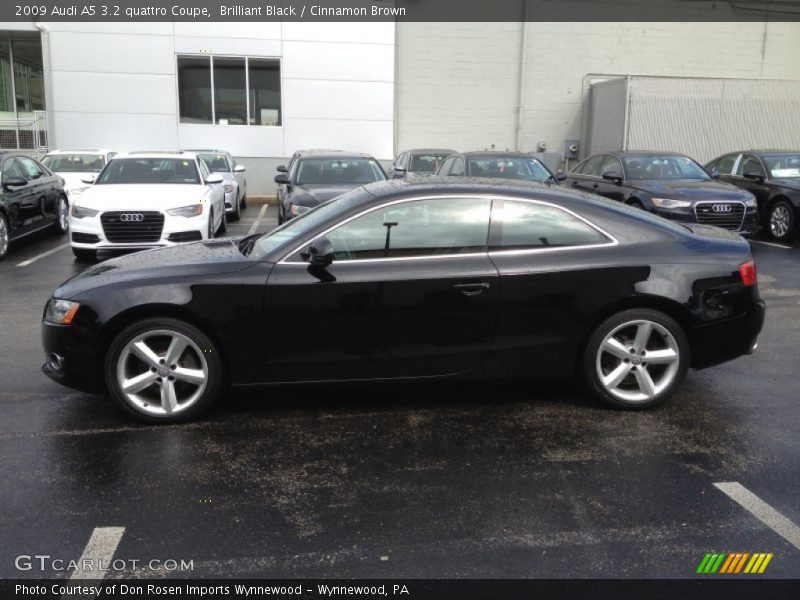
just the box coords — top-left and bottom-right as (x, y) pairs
(237, 233), (262, 256)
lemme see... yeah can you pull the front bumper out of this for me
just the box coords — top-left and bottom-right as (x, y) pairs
(69, 211), (207, 250)
(41, 320), (105, 394)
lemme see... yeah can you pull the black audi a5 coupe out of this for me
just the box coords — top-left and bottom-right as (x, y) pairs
(274, 150), (386, 223)
(389, 148), (456, 179)
(0, 151), (70, 260)
(42, 179), (764, 423)
(564, 152), (758, 236)
(436, 151), (559, 183)
(706, 150), (800, 241)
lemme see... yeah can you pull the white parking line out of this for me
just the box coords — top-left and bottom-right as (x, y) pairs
(15, 243), (69, 267)
(248, 204), (268, 235)
(714, 482), (800, 550)
(750, 240), (792, 250)
(69, 526), (125, 581)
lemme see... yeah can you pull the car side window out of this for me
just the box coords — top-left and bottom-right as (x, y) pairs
(450, 157), (465, 176)
(1, 157), (24, 182)
(737, 155), (766, 178)
(599, 155), (622, 176)
(438, 157), (453, 176)
(492, 200), (611, 250)
(197, 159), (210, 180)
(396, 153), (407, 170)
(324, 197), (491, 260)
(16, 156), (44, 180)
(575, 155), (604, 177)
(711, 154), (738, 175)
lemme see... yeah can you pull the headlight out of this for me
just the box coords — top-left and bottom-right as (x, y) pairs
(744, 197), (757, 207)
(66, 186), (89, 197)
(651, 197), (692, 209)
(44, 299), (80, 325)
(70, 204), (98, 218)
(290, 204), (311, 216)
(166, 204), (203, 217)
(223, 184), (234, 193)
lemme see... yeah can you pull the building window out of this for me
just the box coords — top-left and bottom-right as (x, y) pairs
(177, 54), (281, 126)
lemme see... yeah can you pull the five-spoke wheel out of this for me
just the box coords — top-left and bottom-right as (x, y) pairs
(584, 309), (688, 409)
(106, 318), (222, 422)
(769, 200), (795, 241)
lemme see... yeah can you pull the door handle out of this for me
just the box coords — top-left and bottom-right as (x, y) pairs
(592, 183), (599, 188)
(454, 282), (491, 296)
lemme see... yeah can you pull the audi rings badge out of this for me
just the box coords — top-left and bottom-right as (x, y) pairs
(712, 204), (733, 213)
(120, 213), (145, 222)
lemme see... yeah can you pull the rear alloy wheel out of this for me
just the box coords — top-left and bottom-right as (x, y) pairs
(0, 211), (9, 260)
(54, 196), (69, 234)
(105, 318), (223, 423)
(769, 200), (795, 241)
(584, 309), (688, 409)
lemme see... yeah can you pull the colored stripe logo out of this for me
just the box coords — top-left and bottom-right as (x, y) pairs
(696, 552), (773, 574)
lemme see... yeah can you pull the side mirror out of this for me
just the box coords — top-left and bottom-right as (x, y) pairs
(80, 174), (96, 185)
(277, 165), (288, 173)
(709, 170), (720, 179)
(742, 171), (765, 183)
(555, 169), (568, 181)
(233, 164), (246, 173)
(274, 173), (290, 185)
(303, 236), (334, 268)
(3, 175), (28, 188)
(602, 170), (622, 183)
(206, 173), (224, 184)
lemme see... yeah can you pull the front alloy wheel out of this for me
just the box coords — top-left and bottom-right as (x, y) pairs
(55, 196), (69, 233)
(584, 309), (688, 409)
(769, 200), (795, 241)
(106, 318), (222, 422)
(0, 211), (9, 259)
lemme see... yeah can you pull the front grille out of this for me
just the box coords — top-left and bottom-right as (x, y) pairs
(694, 202), (746, 231)
(71, 232), (99, 244)
(101, 211), (164, 243)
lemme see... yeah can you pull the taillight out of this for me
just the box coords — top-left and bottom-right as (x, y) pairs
(739, 259), (757, 287)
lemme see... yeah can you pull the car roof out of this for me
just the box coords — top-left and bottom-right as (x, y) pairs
(402, 148), (457, 154)
(183, 149), (230, 154)
(292, 149), (348, 158)
(296, 151), (377, 160)
(457, 151), (542, 158)
(44, 148), (116, 155)
(609, 151), (689, 158)
(116, 151), (199, 159)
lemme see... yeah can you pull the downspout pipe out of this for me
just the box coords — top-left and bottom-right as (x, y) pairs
(34, 21), (55, 152)
(515, 1), (528, 151)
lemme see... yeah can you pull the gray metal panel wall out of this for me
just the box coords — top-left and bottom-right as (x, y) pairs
(626, 76), (800, 163)
(583, 77), (627, 158)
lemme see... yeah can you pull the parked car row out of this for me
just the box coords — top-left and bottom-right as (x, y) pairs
(0, 148), (247, 261)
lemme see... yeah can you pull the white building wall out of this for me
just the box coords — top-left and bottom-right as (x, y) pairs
(397, 21), (800, 161)
(36, 21), (395, 193)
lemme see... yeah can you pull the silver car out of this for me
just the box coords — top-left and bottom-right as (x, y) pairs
(187, 149), (247, 221)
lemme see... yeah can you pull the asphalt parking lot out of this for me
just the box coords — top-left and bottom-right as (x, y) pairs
(1, 208), (799, 580)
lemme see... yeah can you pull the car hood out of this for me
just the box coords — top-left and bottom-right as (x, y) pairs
(631, 179), (752, 201)
(54, 238), (254, 299)
(291, 184), (359, 207)
(73, 184), (208, 211)
(56, 171), (96, 192)
(771, 178), (800, 192)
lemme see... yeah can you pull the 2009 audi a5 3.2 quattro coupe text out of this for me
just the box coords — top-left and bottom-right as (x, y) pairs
(42, 179), (765, 423)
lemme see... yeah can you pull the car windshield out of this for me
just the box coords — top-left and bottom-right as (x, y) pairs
(42, 154), (104, 172)
(622, 155), (710, 180)
(96, 158), (200, 185)
(295, 158), (385, 185)
(198, 153), (230, 173)
(251, 188), (367, 259)
(410, 153), (449, 173)
(467, 157), (552, 182)
(762, 154), (800, 178)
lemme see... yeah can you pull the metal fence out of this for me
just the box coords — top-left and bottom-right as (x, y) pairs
(0, 110), (48, 152)
(582, 76), (800, 163)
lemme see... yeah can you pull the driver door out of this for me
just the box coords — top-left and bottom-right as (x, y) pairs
(264, 196), (499, 382)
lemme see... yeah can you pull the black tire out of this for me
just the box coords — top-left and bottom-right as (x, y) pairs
(219, 210), (227, 234)
(768, 199), (795, 242)
(241, 194), (247, 210)
(72, 247), (97, 262)
(207, 211), (215, 239)
(582, 308), (689, 410)
(53, 195), (69, 234)
(0, 211), (9, 260)
(104, 317), (223, 423)
(229, 198), (241, 222)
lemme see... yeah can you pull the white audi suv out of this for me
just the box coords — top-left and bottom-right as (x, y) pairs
(68, 152), (227, 261)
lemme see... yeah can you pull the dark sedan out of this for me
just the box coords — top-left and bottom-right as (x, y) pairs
(274, 151), (386, 223)
(390, 148), (456, 179)
(564, 152), (758, 236)
(706, 150), (800, 241)
(42, 178), (764, 423)
(435, 151), (558, 183)
(0, 152), (69, 260)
